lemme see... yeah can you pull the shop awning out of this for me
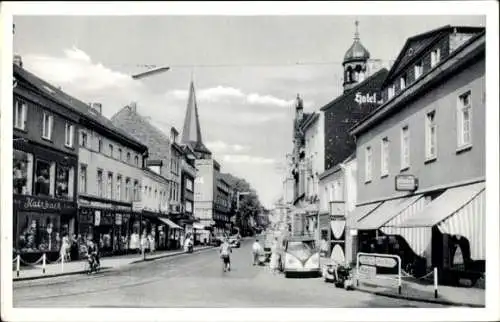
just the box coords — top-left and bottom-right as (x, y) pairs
(353, 195), (423, 230)
(158, 217), (182, 230)
(193, 223), (205, 230)
(346, 202), (382, 228)
(396, 182), (485, 228)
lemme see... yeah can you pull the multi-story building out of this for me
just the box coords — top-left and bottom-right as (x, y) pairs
(349, 25), (485, 283)
(315, 20), (388, 264)
(214, 174), (232, 236)
(180, 81), (224, 240)
(77, 102), (148, 256)
(180, 144), (196, 240)
(13, 61), (79, 261)
(111, 103), (185, 248)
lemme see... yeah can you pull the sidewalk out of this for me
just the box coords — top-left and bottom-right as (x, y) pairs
(354, 276), (485, 307)
(13, 245), (214, 282)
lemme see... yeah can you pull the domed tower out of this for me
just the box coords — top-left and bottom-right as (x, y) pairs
(343, 20), (371, 92)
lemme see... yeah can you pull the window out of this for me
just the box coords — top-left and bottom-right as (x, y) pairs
(149, 187), (152, 197)
(79, 164), (87, 194)
(42, 112), (53, 140)
(80, 131), (88, 148)
(64, 123), (74, 147)
(126, 152), (131, 163)
(13, 150), (33, 195)
(34, 159), (54, 196)
(401, 126), (410, 170)
(97, 170), (104, 197)
(16, 213), (61, 253)
(400, 74), (407, 90)
(365, 146), (372, 182)
(14, 99), (27, 130)
(116, 175), (122, 201)
(414, 61), (423, 79)
(98, 138), (103, 153)
(107, 172), (113, 199)
(425, 111), (437, 160)
(118, 148), (123, 161)
(155, 189), (158, 201)
(133, 180), (140, 201)
(388, 85), (395, 100)
(186, 178), (193, 192)
(109, 144), (114, 158)
(56, 165), (74, 199)
(125, 178), (131, 201)
(134, 155), (139, 166)
(431, 48), (441, 68)
(381, 137), (389, 176)
(457, 91), (472, 147)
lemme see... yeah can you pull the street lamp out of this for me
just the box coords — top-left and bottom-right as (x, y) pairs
(131, 66), (170, 80)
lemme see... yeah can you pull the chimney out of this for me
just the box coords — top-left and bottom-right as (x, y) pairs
(13, 54), (23, 68)
(129, 101), (137, 113)
(90, 102), (102, 114)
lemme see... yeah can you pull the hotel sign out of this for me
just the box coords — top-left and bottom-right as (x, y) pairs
(354, 92), (383, 105)
(395, 174), (419, 191)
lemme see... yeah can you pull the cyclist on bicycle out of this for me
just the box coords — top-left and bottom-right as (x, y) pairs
(219, 237), (232, 272)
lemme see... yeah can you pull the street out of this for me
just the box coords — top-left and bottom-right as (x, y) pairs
(14, 239), (448, 308)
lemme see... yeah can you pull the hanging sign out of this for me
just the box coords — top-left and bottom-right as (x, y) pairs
(395, 174), (419, 191)
(95, 210), (101, 226)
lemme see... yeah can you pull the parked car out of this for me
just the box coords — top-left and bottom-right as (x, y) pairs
(212, 234), (226, 246)
(229, 237), (241, 248)
(281, 237), (321, 278)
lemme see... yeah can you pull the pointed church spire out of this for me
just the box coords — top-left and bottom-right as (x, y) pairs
(354, 19), (360, 40)
(181, 80), (211, 158)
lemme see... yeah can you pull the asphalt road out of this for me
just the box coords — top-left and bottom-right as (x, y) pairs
(13, 239), (449, 308)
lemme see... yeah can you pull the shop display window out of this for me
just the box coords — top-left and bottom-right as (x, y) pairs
(56, 165), (74, 199)
(35, 159), (55, 197)
(13, 150), (33, 195)
(17, 212), (61, 253)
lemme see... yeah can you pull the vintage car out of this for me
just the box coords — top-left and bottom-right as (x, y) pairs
(281, 236), (321, 278)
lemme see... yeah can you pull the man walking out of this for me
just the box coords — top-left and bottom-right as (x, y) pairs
(252, 239), (262, 266)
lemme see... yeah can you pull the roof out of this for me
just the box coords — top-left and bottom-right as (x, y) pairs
(14, 64), (148, 153)
(343, 21), (370, 64)
(299, 112), (320, 132)
(350, 30), (485, 137)
(383, 25), (485, 86)
(318, 153), (356, 180)
(320, 68), (389, 112)
(181, 81), (212, 156)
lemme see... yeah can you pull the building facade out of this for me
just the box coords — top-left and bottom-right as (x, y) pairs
(111, 103), (185, 248)
(349, 26), (485, 282)
(13, 62), (79, 261)
(180, 144), (196, 237)
(214, 175), (232, 236)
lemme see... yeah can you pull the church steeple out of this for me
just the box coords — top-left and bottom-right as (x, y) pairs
(342, 19), (371, 92)
(181, 80), (211, 159)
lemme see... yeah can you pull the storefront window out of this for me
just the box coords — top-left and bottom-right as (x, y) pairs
(13, 150), (33, 195)
(34, 159), (54, 196)
(17, 212), (61, 253)
(56, 165), (74, 199)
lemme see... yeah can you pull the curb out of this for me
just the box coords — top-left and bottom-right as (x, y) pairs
(13, 267), (112, 282)
(354, 286), (485, 308)
(13, 246), (217, 282)
(129, 246), (215, 264)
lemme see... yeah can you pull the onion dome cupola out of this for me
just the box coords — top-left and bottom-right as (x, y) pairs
(343, 20), (370, 92)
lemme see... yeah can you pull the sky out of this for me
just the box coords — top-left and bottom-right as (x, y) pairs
(12, 14), (486, 208)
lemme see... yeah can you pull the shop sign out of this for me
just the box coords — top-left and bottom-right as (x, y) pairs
(359, 265), (376, 277)
(395, 174), (419, 191)
(95, 210), (101, 226)
(357, 253), (400, 276)
(14, 195), (75, 212)
(354, 92), (383, 105)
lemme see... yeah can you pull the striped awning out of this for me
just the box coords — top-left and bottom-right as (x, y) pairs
(353, 195), (424, 230)
(346, 202), (382, 228)
(158, 217), (182, 230)
(437, 188), (486, 260)
(381, 196), (432, 260)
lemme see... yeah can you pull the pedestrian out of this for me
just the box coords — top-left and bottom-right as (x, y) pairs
(70, 234), (78, 260)
(60, 234), (71, 262)
(269, 237), (279, 273)
(252, 239), (262, 266)
(148, 233), (155, 254)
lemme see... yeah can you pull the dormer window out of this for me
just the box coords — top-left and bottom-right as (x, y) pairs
(388, 85), (396, 100)
(431, 48), (441, 68)
(400, 74), (407, 91)
(414, 61), (423, 80)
